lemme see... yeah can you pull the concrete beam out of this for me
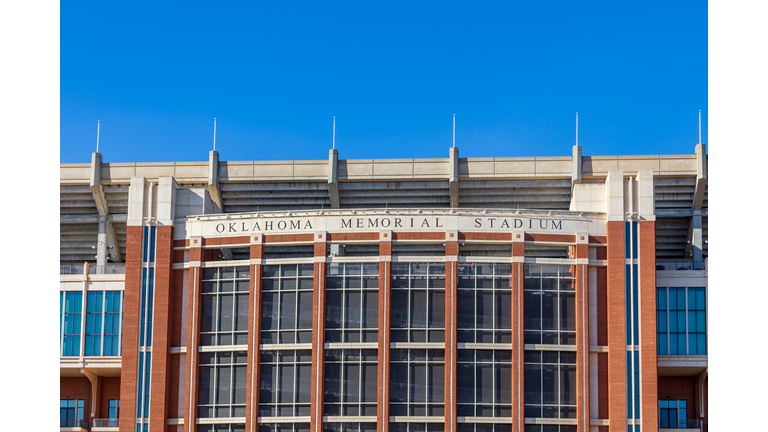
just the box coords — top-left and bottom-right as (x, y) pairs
(449, 147), (459, 208)
(328, 149), (340, 208)
(60, 214), (127, 223)
(81, 368), (100, 418)
(208, 150), (223, 211)
(693, 144), (707, 209)
(89, 153), (109, 216)
(106, 221), (122, 263)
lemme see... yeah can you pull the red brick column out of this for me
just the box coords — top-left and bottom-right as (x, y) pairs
(575, 236), (590, 432)
(310, 233), (328, 432)
(378, 231), (392, 432)
(606, 222), (627, 431)
(247, 235), (265, 432)
(511, 231), (524, 432)
(149, 225), (174, 430)
(445, 232), (458, 432)
(118, 225), (143, 432)
(183, 237), (204, 432)
(638, 221), (658, 430)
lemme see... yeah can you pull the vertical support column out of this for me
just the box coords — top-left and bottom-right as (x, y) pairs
(208, 150), (222, 212)
(247, 234), (265, 432)
(575, 234), (590, 432)
(445, 230), (459, 432)
(184, 236), (203, 432)
(378, 231), (392, 432)
(449, 147), (459, 208)
(605, 171), (627, 431)
(311, 232), (328, 432)
(572, 144), (582, 187)
(328, 149), (340, 209)
(637, 169), (658, 432)
(148, 176), (177, 431)
(510, 231), (525, 432)
(97, 216), (108, 271)
(119, 176), (148, 432)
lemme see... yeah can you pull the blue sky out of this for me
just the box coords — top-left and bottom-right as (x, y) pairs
(61, 1), (707, 163)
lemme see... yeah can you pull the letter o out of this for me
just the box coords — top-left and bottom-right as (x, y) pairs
(382, 218), (391, 228)
(216, 223), (225, 233)
(278, 221), (287, 230)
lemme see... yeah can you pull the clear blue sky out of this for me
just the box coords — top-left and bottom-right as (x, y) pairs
(61, 1), (707, 163)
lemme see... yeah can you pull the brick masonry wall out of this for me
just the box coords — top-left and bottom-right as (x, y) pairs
(119, 225), (143, 432)
(149, 225), (174, 431)
(378, 238), (391, 432)
(444, 249), (458, 432)
(309, 242), (327, 432)
(183, 256), (202, 431)
(638, 221), (658, 431)
(606, 221), (627, 431)
(99, 377), (121, 418)
(575, 243), (590, 431)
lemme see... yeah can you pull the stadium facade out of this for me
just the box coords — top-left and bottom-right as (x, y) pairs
(59, 144), (708, 432)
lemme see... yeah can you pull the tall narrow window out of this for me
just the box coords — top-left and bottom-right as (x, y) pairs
(390, 349), (445, 417)
(324, 348), (378, 417)
(261, 265), (314, 344)
(201, 266), (250, 346)
(103, 291), (122, 356)
(61, 292), (82, 356)
(259, 350), (313, 417)
(523, 265), (575, 345)
(107, 400), (120, 426)
(85, 291), (103, 356)
(391, 263), (445, 343)
(326, 263), (379, 343)
(198, 351), (248, 418)
(457, 263), (512, 343)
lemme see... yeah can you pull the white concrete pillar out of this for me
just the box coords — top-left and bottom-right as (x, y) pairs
(606, 170), (625, 221)
(449, 147), (459, 208)
(572, 144), (582, 185)
(328, 149), (340, 208)
(97, 215), (107, 273)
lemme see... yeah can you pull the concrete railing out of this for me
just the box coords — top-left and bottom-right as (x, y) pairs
(88, 264), (126, 274)
(60, 264), (86, 275)
(656, 260), (705, 271)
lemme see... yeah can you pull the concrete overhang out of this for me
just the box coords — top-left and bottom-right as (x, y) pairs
(658, 355), (707, 376)
(60, 357), (122, 377)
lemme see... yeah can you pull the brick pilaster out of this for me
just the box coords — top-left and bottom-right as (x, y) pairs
(606, 221), (627, 431)
(149, 225), (173, 431)
(119, 225), (143, 432)
(638, 221), (658, 431)
(575, 236), (590, 432)
(183, 238), (203, 432)
(310, 233), (328, 432)
(445, 232), (458, 432)
(511, 231), (525, 432)
(247, 234), (265, 432)
(378, 231), (392, 432)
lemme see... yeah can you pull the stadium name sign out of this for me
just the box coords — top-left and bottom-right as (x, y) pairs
(201, 214), (585, 237)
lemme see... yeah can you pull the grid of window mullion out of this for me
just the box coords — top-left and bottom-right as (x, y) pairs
(456, 350), (512, 418)
(391, 263), (445, 343)
(262, 265), (313, 344)
(457, 264), (511, 343)
(523, 351), (576, 419)
(523, 265), (575, 345)
(259, 350), (312, 417)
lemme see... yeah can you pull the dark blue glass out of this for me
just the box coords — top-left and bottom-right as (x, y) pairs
(149, 226), (156, 262)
